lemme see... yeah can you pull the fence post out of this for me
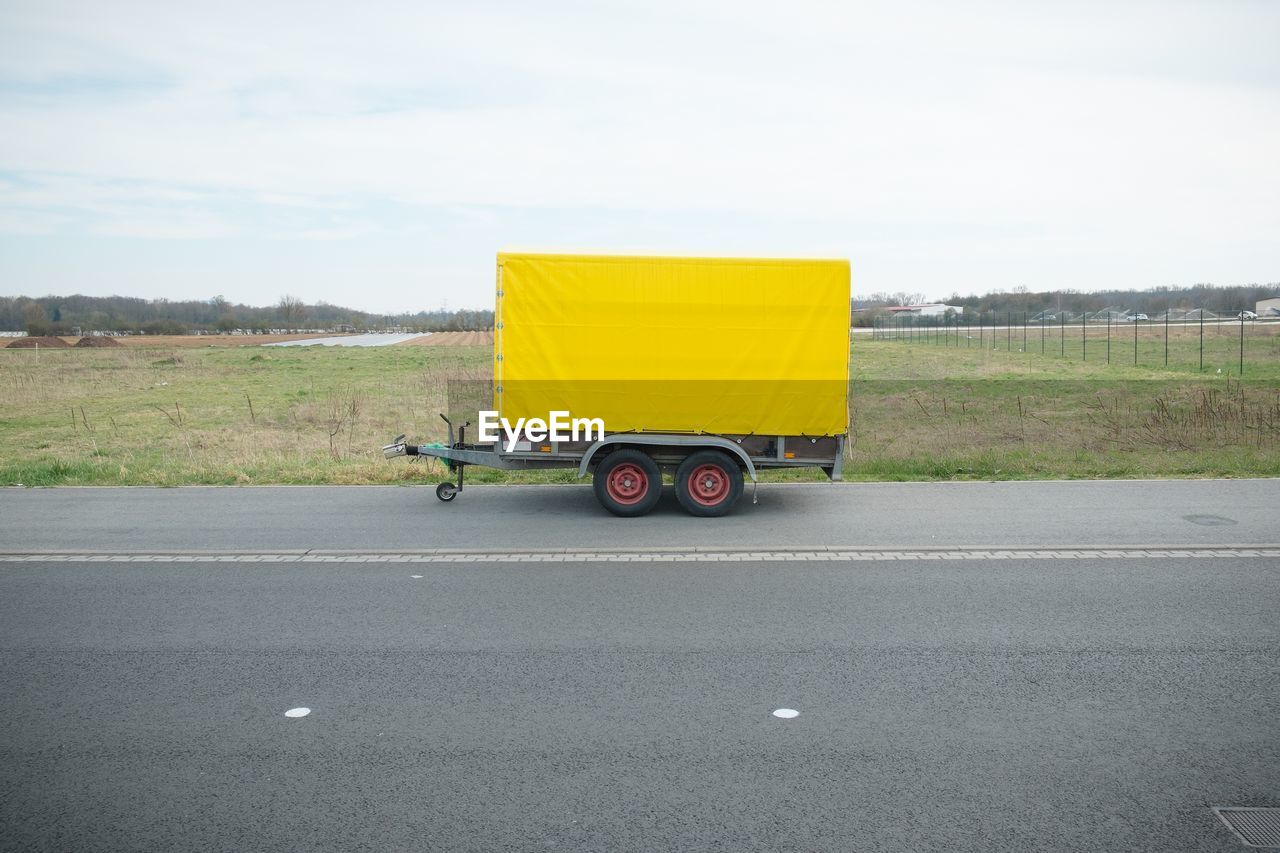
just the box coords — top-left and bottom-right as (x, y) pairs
(1134, 312), (1138, 366)
(1240, 310), (1245, 376)
(1060, 310), (1065, 357)
(1199, 307), (1204, 371)
(1164, 298), (1169, 367)
(1082, 310), (1086, 361)
(1022, 312), (1027, 352)
(1106, 312), (1111, 364)
(1007, 312), (1011, 352)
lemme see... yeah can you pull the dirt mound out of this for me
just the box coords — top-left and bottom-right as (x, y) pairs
(74, 336), (123, 348)
(6, 336), (71, 349)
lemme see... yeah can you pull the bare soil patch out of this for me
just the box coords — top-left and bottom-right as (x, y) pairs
(113, 334), (337, 348)
(398, 330), (493, 347)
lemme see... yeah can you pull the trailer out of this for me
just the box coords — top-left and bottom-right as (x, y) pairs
(383, 252), (851, 517)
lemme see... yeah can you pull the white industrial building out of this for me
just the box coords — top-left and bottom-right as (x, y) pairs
(1257, 297), (1280, 317)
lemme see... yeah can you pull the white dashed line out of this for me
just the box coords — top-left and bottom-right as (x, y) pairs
(773, 708), (799, 719)
(284, 707), (311, 718)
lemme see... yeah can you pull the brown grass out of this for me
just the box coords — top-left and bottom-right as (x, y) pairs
(112, 333), (339, 348)
(73, 336), (123, 348)
(397, 330), (494, 347)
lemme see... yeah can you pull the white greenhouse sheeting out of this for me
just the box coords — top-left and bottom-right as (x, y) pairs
(266, 333), (430, 348)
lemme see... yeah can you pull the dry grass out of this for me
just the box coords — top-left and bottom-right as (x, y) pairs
(844, 379), (1280, 481)
(112, 333), (340, 348)
(0, 336), (1276, 486)
(872, 318), (1280, 379)
(0, 345), (490, 486)
(397, 330), (494, 346)
(838, 337), (1280, 480)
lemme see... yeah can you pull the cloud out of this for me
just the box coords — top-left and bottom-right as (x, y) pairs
(0, 0), (1277, 308)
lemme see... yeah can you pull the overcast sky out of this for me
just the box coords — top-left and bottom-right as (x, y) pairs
(1, 1), (1277, 312)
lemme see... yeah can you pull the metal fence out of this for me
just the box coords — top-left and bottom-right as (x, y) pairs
(869, 309), (1275, 376)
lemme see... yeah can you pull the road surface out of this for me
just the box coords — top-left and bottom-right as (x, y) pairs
(1, 481), (1277, 851)
(0, 479), (1276, 552)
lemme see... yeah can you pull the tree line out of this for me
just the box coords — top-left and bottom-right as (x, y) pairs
(4, 283), (1273, 336)
(852, 283), (1278, 326)
(0, 294), (494, 336)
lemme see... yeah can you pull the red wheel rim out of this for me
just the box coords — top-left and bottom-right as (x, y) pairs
(687, 463), (730, 506)
(606, 463), (649, 505)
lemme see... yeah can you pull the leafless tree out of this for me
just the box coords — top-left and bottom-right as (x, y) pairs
(277, 295), (306, 331)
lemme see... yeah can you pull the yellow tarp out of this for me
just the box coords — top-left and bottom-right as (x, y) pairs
(495, 253), (850, 436)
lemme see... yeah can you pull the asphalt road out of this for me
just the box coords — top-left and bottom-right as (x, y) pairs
(1, 482), (1277, 851)
(1, 478), (1277, 552)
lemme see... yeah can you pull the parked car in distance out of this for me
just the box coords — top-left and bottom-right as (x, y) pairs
(1126, 313), (1149, 322)
(1239, 310), (1258, 320)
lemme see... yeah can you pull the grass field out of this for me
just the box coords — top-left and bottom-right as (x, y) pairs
(1, 333), (1277, 486)
(872, 318), (1280, 379)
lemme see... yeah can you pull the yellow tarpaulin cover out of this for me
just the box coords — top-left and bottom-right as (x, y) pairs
(495, 253), (850, 436)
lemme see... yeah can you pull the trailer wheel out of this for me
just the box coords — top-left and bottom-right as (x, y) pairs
(436, 482), (458, 502)
(593, 449), (662, 517)
(675, 450), (744, 517)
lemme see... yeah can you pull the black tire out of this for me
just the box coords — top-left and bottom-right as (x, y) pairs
(592, 449), (662, 518)
(675, 450), (744, 517)
(436, 482), (458, 502)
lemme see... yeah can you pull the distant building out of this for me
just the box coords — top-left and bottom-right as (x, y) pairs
(1256, 297), (1280, 317)
(884, 303), (962, 317)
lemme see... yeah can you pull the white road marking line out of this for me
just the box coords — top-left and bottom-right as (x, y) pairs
(773, 708), (799, 719)
(1, 548), (1277, 564)
(284, 707), (311, 718)
(410, 575), (423, 579)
